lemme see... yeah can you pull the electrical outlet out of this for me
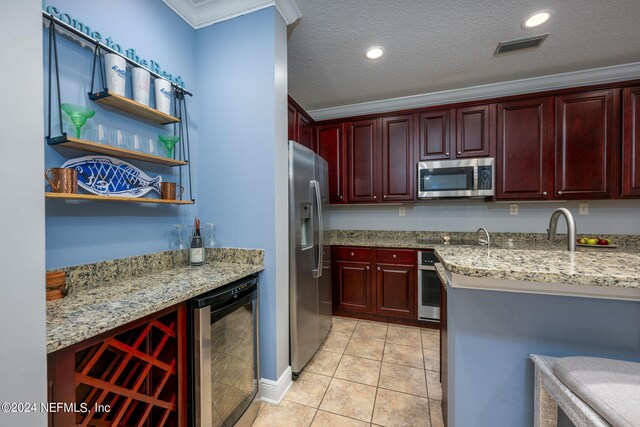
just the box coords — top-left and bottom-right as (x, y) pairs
(579, 202), (589, 215)
(399, 206), (406, 217)
(510, 204), (519, 215)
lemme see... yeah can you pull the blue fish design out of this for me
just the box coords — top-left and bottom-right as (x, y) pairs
(61, 156), (162, 198)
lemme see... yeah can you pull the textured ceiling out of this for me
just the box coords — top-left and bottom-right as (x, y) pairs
(287, 0), (640, 111)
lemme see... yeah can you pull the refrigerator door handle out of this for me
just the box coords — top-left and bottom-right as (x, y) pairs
(311, 180), (323, 278)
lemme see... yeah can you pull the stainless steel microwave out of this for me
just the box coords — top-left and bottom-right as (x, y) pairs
(417, 158), (495, 199)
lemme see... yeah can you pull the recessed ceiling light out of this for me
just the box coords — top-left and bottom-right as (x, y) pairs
(524, 12), (550, 28)
(365, 46), (384, 60)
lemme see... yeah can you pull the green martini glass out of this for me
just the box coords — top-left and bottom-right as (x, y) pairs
(158, 134), (180, 158)
(61, 103), (95, 139)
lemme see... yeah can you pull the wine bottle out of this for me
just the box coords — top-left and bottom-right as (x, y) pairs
(190, 217), (204, 266)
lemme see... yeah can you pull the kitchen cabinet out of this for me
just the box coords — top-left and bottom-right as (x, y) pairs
(347, 119), (381, 203)
(419, 110), (451, 160)
(440, 280), (448, 426)
(48, 305), (187, 427)
(382, 115), (415, 202)
(288, 96), (315, 152)
(332, 246), (418, 323)
(288, 102), (297, 141)
(454, 104), (493, 158)
(622, 86), (640, 197)
(316, 123), (347, 204)
(555, 89), (616, 199)
(496, 97), (554, 200)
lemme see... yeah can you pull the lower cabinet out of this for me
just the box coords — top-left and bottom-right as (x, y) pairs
(47, 305), (187, 427)
(332, 246), (416, 322)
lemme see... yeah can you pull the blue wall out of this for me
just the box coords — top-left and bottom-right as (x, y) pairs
(446, 286), (640, 426)
(43, 0), (197, 268)
(194, 7), (284, 381)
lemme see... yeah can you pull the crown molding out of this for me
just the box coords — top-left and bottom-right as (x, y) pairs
(162, 0), (300, 29)
(308, 62), (640, 121)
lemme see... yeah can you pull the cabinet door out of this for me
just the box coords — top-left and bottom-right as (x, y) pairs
(316, 123), (347, 203)
(375, 263), (415, 318)
(622, 86), (640, 197)
(419, 110), (451, 160)
(298, 113), (315, 152)
(455, 104), (492, 158)
(496, 97), (554, 200)
(334, 260), (372, 312)
(288, 102), (297, 141)
(382, 115), (415, 202)
(555, 90), (615, 199)
(347, 119), (381, 203)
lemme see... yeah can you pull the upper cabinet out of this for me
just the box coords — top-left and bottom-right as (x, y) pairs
(288, 102), (297, 141)
(555, 89), (617, 199)
(454, 104), (493, 158)
(347, 119), (381, 203)
(316, 123), (347, 204)
(419, 110), (451, 160)
(496, 97), (554, 200)
(382, 115), (415, 202)
(622, 86), (640, 197)
(288, 96), (315, 152)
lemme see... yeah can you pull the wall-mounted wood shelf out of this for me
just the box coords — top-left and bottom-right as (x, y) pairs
(47, 136), (187, 167)
(89, 90), (180, 125)
(45, 193), (194, 205)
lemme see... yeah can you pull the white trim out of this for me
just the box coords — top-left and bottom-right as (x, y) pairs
(258, 366), (292, 404)
(308, 62), (640, 121)
(162, 0), (301, 29)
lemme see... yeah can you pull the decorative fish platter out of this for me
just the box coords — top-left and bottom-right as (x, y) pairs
(61, 156), (162, 198)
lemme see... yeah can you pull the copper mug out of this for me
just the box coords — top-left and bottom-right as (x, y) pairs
(161, 182), (185, 200)
(45, 168), (78, 193)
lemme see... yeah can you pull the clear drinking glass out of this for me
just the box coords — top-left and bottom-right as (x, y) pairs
(171, 224), (189, 266)
(131, 134), (142, 152)
(91, 124), (107, 145)
(146, 138), (158, 156)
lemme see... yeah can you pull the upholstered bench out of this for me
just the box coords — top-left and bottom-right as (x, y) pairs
(530, 354), (640, 427)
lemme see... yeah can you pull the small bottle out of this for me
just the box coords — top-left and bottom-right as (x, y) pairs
(189, 217), (204, 266)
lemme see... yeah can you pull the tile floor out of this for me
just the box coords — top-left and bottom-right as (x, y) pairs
(252, 317), (443, 427)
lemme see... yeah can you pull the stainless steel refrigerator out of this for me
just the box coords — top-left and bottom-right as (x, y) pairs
(289, 140), (332, 376)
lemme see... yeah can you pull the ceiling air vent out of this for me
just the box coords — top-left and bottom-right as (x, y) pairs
(495, 34), (548, 54)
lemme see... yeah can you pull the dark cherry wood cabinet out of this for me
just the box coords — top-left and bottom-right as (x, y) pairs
(332, 247), (418, 324)
(454, 104), (493, 158)
(316, 123), (347, 204)
(288, 96), (315, 152)
(382, 115), (415, 202)
(555, 90), (617, 199)
(347, 119), (381, 203)
(419, 110), (451, 160)
(288, 103), (297, 141)
(496, 97), (554, 200)
(622, 86), (640, 197)
(48, 305), (187, 427)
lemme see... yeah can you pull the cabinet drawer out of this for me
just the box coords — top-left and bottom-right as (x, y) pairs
(376, 248), (415, 264)
(333, 246), (371, 261)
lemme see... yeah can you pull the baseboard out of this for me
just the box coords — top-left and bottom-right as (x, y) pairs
(258, 366), (292, 404)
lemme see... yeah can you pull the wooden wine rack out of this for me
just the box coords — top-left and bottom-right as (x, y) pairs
(48, 305), (187, 427)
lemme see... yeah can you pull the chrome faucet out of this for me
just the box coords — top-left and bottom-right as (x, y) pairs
(477, 227), (490, 247)
(547, 208), (576, 251)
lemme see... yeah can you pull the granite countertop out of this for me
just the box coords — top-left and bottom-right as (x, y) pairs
(47, 261), (263, 354)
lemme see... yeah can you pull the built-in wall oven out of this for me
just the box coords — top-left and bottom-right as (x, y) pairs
(418, 251), (440, 321)
(418, 157), (495, 199)
(189, 274), (260, 427)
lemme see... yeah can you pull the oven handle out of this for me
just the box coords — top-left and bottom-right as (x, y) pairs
(418, 266), (436, 271)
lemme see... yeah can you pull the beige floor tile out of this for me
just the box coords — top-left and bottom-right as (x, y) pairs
(305, 351), (343, 376)
(386, 326), (422, 348)
(372, 388), (430, 427)
(426, 370), (442, 400)
(423, 347), (440, 372)
(334, 355), (382, 386)
(429, 399), (445, 427)
(421, 330), (440, 350)
(320, 332), (351, 354)
(378, 363), (427, 397)
(344, 337), (385, 361)
(252, 400), (317, 427)
(285, 371), (332, 408)
(352, 322), (388, 342)
(319, 378), (377, 422)
(383, 343), (424, 368)
(332, 317), (358, 336)
(311, 410), (370, 427)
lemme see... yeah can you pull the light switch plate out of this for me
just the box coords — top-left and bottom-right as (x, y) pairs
(510, 204), (518, 215)
(399, 206), (406, 216)
(579, 203), (589, 215)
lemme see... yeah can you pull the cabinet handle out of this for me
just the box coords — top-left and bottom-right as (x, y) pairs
(557, 191), (563, 195)
(350, 252), (354, 256)
(393, 254), (397, 258)
(542, 191), (548, 196)
(339, 195), (343, 199)
(458, 151), (462, 155)
(374, 195), (377, 199)
(366, 266), (370, 270)
(383, 195), (387, 199)
(445, 152), (449, 156)
(377, 266), (380, 270)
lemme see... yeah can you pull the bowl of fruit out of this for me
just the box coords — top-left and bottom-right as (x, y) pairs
(576, 237), (617, 248)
